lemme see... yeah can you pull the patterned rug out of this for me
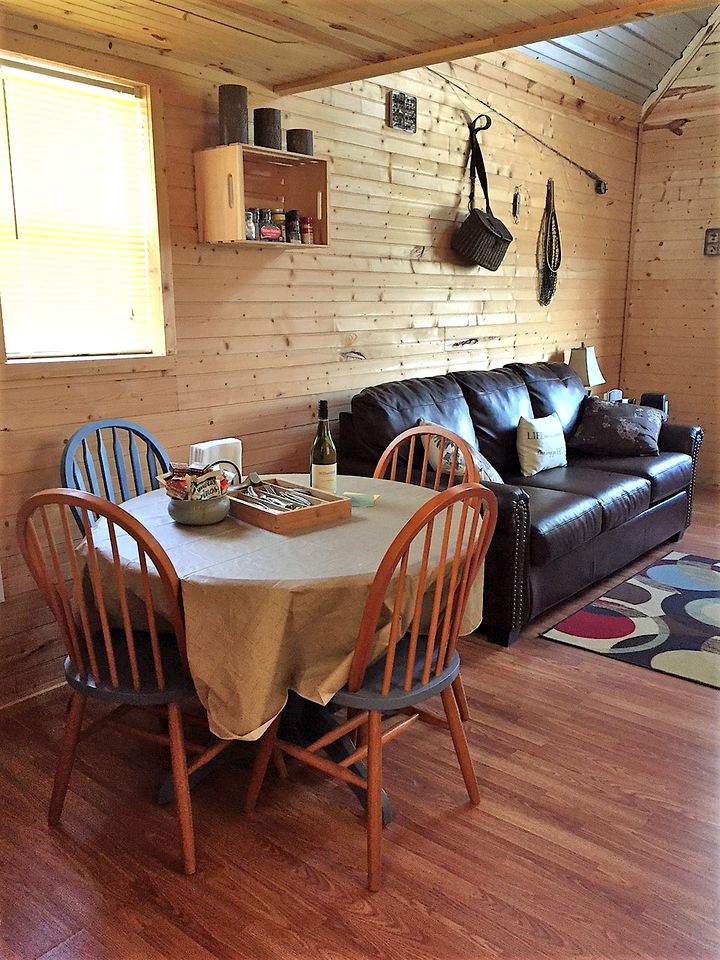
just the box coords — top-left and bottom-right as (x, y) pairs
(541, 552), (720, 688)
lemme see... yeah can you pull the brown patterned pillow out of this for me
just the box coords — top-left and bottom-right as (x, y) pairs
(568, 397), (664, 457)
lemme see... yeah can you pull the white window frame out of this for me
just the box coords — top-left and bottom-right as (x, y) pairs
(0, 52), (176, 379)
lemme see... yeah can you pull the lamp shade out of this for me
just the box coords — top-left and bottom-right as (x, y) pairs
(568, 343), (605, 388)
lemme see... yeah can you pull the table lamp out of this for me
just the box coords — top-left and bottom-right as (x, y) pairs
(568, 343), (605, 393)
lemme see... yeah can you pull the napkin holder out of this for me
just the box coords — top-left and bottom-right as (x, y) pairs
(190, 438), (243, 483)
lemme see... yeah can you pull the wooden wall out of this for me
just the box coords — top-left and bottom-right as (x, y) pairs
(0, 12), (639, 707)
(622, 30), (719, 485)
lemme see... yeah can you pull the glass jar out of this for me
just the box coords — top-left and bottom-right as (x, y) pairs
(259, 208), (281, 242)
(286, 209), (302, 244)
(300, 216), (314, 245)
(245, 208), (257, 240)
(272, 209), (286, 242)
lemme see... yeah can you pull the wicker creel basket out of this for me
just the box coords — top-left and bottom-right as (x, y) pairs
(451, 207), (513, 271)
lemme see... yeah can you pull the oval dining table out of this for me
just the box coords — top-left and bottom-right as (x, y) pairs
(88, 473), (485, 820)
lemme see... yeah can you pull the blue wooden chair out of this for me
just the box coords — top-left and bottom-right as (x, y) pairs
(61, 419), (170, 530)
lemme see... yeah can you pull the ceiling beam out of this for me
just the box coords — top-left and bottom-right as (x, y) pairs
(273, 0), (713, 96)
(642, 5), (720, 118)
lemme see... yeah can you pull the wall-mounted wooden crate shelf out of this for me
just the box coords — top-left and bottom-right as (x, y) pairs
(193, 144), (329, 246)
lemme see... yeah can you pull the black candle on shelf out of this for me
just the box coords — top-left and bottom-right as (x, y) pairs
(253, 108), (282, 150)
(218, 85), (248, 145)
(287, 129), (313, 155)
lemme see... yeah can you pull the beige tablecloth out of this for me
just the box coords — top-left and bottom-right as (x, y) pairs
(90, 475), (483, 740)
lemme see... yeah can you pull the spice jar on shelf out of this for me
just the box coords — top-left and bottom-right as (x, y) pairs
(286, 210), (302, 244)
(245, 208), (257, 240)
(300, 216), (314, 245)
(258, 208), (281, 242)
(272, 209), (286, 242)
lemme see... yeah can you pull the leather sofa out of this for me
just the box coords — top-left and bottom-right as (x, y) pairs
(338, 361), (703, 645)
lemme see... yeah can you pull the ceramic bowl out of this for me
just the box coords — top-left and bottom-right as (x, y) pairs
(167, 495), (230, 526)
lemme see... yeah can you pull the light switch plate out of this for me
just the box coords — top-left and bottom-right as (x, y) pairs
(704, 227), (719, 256)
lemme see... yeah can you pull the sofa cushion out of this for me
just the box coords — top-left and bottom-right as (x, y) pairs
(567, 452), (692, 504)
(568, 397), (665, 457)
(506, 467), (651, 532)
(524, 487), (603, 565)
(517, 413), (567, 476)
(506, 361), (586, 434)
(349, 375), (475, 465)
(451, 368), (532, 474)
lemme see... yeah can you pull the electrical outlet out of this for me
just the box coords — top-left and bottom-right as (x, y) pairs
(704, 228), (719, 256)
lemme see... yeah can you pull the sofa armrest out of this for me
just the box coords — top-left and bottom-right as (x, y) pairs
(659, 423), (703, 528)
(478, 481), (531, 644)
(659, 422), (703, 458)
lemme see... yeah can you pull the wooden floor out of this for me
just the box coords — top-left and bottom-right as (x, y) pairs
(1, 489), (718, 960)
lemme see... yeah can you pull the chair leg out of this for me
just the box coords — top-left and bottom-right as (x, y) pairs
(440, 688), (480, 806)
(452, 674), (471, 722)
(167, 703), (197, 876)
(366, 711), (383, 892)
(272, 748), (288, 779)
(245, 715), (281, 816)
(49, 692), (87, 826)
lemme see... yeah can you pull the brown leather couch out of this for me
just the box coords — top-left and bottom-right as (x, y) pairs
(338, 361), (703, 645)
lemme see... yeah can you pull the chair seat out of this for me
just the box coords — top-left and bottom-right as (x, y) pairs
(65, 629), (197, 706)
(332, 636), (460, 711)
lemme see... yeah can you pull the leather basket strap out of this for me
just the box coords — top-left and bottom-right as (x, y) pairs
(468, 115), (493, 215)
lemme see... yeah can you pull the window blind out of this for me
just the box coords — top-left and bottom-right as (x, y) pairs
(0, 61), (161, 359)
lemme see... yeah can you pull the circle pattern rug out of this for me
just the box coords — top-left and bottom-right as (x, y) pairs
(541, 552), (720, 688)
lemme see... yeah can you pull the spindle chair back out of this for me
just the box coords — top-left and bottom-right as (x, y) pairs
(16, 488), (228, 875)
(373, 424), (479, 490)
(348, 482), (496, 699)
(61, 419), (169, 531)
(245, 483), (497, 890)
(18, 489), (187, 696)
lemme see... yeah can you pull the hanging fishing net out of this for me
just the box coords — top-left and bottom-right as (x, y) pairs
(537, 178), (562, 306)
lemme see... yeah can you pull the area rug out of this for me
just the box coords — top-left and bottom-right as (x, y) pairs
(541, 552), (720, 688)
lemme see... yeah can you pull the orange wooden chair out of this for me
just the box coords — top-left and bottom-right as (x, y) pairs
(16, 488), (232, 875)
(375, 423), (482, 723)
(373, 424), (480, 489)
(245, 483), (497, 890)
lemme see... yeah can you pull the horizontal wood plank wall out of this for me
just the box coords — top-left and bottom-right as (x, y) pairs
(622, 31), (719, 485)
(0, 13), (639, 707)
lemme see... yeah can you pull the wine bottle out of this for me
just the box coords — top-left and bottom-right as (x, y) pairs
(310, 399), (337, 494)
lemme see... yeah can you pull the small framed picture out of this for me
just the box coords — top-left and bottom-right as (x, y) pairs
(387, 91), (417, 134)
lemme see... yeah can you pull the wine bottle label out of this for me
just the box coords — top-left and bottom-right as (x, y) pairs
(311, 463), (337, 494)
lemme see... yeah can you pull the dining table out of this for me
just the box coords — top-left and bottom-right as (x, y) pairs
(88, 473), (485, 818)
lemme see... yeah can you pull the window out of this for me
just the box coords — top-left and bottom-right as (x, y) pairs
(0, 55), (170, 362)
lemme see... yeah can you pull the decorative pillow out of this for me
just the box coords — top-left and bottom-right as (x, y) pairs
(516, 413), (567, 477)
(417, 418), (466, 477)
(568, 397), (664, 457)
(417, 418), (503, 483)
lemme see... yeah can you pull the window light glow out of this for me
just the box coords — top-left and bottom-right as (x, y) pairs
(0, 61), (163, 360)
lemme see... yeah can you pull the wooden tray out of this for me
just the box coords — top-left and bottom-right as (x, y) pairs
(228, 477), (351, 533)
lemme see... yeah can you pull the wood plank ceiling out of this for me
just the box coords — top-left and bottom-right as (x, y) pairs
(520, 5), (716, 102)
(0, 0), (714, 93)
